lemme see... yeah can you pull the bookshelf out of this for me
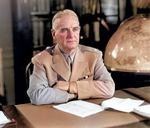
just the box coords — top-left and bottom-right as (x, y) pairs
(30, 0), (51, 55)
(29, 0), (69, 56)
(29, 0), (122, 55)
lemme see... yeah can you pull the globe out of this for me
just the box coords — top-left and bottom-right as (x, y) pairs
(104, 13), (150, 73)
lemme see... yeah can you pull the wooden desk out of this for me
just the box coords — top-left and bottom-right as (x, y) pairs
(123, 86), (150, 103)
(137, 86), (150, 94)
(3, 90), (150, 128)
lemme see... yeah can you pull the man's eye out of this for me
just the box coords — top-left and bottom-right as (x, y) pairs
(73, 27), (80, 32)
(61, 28), (67, 32)
(73, 27), (79, 31)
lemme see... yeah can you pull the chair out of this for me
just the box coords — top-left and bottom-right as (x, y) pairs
(25, 62), (33, 88)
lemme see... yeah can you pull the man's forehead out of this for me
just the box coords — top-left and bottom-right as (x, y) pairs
(57, 15), (78, 21)
(55, 19), (79, 30)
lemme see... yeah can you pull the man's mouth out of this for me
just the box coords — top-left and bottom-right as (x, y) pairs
(67, 41), (75, 44)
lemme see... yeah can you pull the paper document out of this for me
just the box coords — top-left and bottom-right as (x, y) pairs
(133, 104), (150, 118)
(53, 97), (144, 118)
(53, 100), (103, 118)
(101, 97), (144, 113)
(0, 111), (11, 128)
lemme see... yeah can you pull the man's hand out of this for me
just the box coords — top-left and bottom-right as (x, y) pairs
(53, 81), (69, 91)
(68, 93), (78, 101)
(53, 81), (78, 94)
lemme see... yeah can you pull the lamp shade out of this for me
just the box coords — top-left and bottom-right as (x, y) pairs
(104, 14), (150, 73)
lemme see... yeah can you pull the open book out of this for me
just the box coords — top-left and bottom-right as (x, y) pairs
(53, 97), (145, 118)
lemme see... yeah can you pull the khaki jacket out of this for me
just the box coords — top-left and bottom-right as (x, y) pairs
(27, 44), (115, 105)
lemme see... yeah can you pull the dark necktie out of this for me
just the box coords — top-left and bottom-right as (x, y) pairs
(67, 56), (71, 71)
(67, 56), (72, 80)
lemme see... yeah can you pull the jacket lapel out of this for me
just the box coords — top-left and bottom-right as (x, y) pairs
(70, 47), (89, 81)
(51, 45), (71, 81)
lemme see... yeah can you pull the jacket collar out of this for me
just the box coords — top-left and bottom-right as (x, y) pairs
(51, 44), (88, 81)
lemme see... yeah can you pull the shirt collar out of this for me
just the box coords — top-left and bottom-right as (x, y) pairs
(59, 46), (77, 64)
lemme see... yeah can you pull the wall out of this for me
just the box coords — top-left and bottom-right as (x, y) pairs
(0, 0), (15, 105)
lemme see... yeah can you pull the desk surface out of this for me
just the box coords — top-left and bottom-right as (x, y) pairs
(137, 86), (150, 94)
(3, 88), (150, 128)
(123, 86), (150, 103)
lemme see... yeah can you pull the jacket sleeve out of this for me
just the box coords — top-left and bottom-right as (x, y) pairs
(27, 57), (69, 105)
(69, 55), (115, 99)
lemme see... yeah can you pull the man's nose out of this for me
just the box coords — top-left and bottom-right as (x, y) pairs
(67, 29), (74, 38)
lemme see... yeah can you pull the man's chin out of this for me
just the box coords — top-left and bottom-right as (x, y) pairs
(67, 45), (77, 52)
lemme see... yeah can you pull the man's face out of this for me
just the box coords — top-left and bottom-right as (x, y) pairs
(51, 15), (80, 54)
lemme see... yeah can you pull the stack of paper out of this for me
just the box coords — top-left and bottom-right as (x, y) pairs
(133, 104), (150, 118)
(101, 97), (144, 113)
(0, 111), (11, 128)
(53, 100), (103, 118)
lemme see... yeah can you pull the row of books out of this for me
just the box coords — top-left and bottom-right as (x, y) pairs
(30, 0), (50, 13)
(30, 0), (66, 14)
(31, 18), (51, 47)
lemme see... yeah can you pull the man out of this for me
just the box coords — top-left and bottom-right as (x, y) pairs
(27, 9), (115, 105)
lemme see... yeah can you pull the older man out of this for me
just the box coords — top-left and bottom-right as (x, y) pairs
(27, 9), (115, 105)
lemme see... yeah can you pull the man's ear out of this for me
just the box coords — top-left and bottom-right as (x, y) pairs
(51, 29), (56, 39)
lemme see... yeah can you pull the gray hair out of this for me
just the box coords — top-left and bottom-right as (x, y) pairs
(52, 9), (79, 29)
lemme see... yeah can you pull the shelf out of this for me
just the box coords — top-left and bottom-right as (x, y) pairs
(31, 11), (50, 16)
